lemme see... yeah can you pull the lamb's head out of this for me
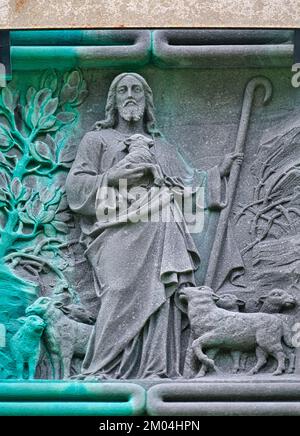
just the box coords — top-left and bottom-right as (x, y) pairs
(55, 303), (96, 325)
(26, 297), (53, 317)
(179, 286), (219, 307)
(18, 315), (45, 335)
(124, 134), (154, 152)
(259, 289), (297, 312)
(216, 293), (245, 311)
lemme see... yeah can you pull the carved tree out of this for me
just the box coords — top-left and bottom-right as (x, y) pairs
(0, 69), (88, 302)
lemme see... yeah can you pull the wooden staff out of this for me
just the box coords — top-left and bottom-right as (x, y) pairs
(205, 77), (273, 288)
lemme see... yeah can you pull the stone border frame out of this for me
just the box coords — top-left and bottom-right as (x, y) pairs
(0, 382), (146, 416)
(147, 382), (300, 416)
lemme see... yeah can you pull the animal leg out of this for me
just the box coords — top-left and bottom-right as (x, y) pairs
(62, 356), (72, 379)
(270, 347), (286, 376)
(285, 347), (296, 374)
(15, 360), (24, 380)
(239, 353), (248, 371)
(183, 344), (199, 378)
(231, 351), (241, 374)
(191, 335), (218, 373)
(49, 354), (61, 380)
(248, 347), (268, 375)
(28, 356), (38, 380)
(196, 349), (219, 378)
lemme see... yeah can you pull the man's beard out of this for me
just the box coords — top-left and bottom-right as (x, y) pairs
(118, 103), (145, 123)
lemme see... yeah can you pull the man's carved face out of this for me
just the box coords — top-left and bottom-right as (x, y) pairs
(116, 75), (146, 123)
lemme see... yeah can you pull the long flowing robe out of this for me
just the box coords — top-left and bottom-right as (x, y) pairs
(66, 128), (231, 379)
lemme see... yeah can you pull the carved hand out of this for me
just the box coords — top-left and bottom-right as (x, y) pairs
(219, 152), (244, 177)
(107, 164), (146, 187)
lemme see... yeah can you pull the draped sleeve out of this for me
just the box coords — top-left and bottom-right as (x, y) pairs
(66, 131), (106, 217)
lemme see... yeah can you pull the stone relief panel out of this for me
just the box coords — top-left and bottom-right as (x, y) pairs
(1, 31), (300, 381)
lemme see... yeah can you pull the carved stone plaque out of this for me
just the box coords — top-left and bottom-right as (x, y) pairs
(1, 29), (300, 415)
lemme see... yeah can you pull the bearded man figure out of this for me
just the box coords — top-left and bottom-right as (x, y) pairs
(66, 72), (242, 379)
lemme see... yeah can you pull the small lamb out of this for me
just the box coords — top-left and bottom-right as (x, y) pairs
(119, 134), (164, 187)
(10, 315), (45, 380)
(26, 297), (93, 379)
(259, 289), (296, 313)
(245, 289), (296, 313)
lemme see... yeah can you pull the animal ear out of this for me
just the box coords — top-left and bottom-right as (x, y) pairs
(17, 317), (26, 324)
(59, 305), (71, 315)
(237, 299), (245, 306)
(259, 296), (267, 303)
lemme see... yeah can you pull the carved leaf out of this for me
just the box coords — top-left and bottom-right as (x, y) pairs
(0, 152), (7, 165)
(51, 220), (69, 234)
(18, 212), (34, 225)
(0, 130), (12, 149)
(59, 143), (76, 164)
(31, 89), (52, 127)
(44, 223), (57, 237)
(1, 87), (14, 112)
(21, 187), (32, 202)
(30, 141), (53, 162)
(44, 134), (56, 156)
(0, 172), (10, 188)
(39, 209), (56, 224)
(41, 71), (58, 94)
(43, 98), (58, 117)
(57, 195), (69, 212)
(31, 198), (43, 219)
(45, 189), (62, 206)
(0, 190), (7, 201)
(67, 71), (81, 88)
(38, 115), (57, 131)
(0, 124), (13, 150)
(35, 89), (52, 108)
(72, 89), (89, 107)
(60, 84), (78, 105)
(26, 87), (36, 105)
(23, 104), (33, 129)
(11, 178), (22, 200)
(56, 112), (76, 124)
(55, 211), (73, 222)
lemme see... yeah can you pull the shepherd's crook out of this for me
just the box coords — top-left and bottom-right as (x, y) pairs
(205, 77), (273, 288)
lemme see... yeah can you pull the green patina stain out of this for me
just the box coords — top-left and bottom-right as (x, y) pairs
(10, 30), (152, 71)
(0, 68), (89, 379)
(0, 382), (146, 415)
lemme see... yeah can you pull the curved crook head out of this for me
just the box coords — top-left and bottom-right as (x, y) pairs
(246, 76), (273, 106)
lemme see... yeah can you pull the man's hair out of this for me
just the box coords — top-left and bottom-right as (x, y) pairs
(94, 73), (161, 137)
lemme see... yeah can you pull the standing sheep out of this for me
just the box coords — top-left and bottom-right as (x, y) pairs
(180, 286), (295, 377)
(26, 297), (93, 379)
(215, 293), (245, 373)
(10, 315), (45, 380)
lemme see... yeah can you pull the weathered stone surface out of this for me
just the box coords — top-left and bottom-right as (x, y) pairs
(0, 0), (299, 29)
(1, 29), (300, 416)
